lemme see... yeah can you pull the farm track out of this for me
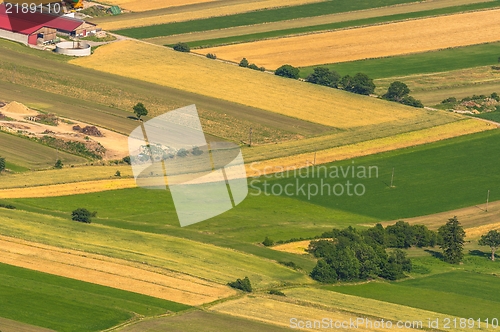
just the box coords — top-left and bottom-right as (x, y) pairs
(147, 0), (495, 45)
(0, 235), (235, 305)
(199, 9), (500, 69)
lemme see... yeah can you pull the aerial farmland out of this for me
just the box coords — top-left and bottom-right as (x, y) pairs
(1, 0), (500, 331)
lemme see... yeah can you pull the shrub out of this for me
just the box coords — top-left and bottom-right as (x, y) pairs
(115, 170), (121, 177)
(122, 156), (131, 165)
(177, 148), (189, 157)
(0, 203), (16, 209)
(279, 261), (300, 270)
(239, 58), (249, 67)
(173, 42), (190, 52)
(269, 289), (286, 296)
(341, 73), (375, 95)
(54, 159), (63, 169)
(0, 156), (5, 172)
(306, 67), (340, 88)
(491, 92), (500, 101)
(259, 67), (266, 72)
(206, 53), (217, 59)
(442, 97), (457, 104)
(71, 208), (93, 223)
(275, 64), (300, 79)
(228, 276), (252, 292)
(192, 146), (203, 156)
(401, 96), (424, 108)
(262, 236), (274, 246)
(248, 63), (259, 70)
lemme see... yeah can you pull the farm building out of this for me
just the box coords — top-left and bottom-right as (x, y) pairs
(0, 3), (99, 46)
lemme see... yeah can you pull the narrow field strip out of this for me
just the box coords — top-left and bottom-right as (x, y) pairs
(0, 235), (234, 305)
(199, 9), (500, 69)
(101, 0), (218, 12)
(285, 288), (483, 332)
(210, 296), (420, 331)
(99, 0), (326, 29)
(0, 317), (55, 332)
(246, 120), (495, 177)
(149, 0), (496, 46)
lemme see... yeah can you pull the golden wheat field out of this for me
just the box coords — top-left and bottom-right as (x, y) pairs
(99, 0), (325, 29)
(199, 9), (500, 69)
(210, 296), (420, 331)
(0, 235), (233, 305)
(101, 0), (217, 12)
(72, 40), (442, 128)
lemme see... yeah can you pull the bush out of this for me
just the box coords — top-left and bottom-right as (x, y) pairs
(442, 97), (457, 104)
(248, 63), (259, 70)
(341, 73), (375, 95)
(491, 92), (500, 102)
(206, 53), (217, 59)
(122, 156), (131, 165)
(0, 156), (5, 172)
(262, 236), (274, 246)
(401, 96), (424, 108)
(306, 67), (340, 88)
(239, 58), (249, 67)
(177, 148), (189, 157)
(228, 276), (252, 292)
(115, 170), (121, 177)
(259, 67), (266, 72)
(0, 203), (16, 209)
(173, 42), (190, 52)
(275, 64), (300, 79)
(269, 289), (286, 296)
(279, 261), (300, 270)
(71, 208), (93, 223)
(192, 146), (203, 156)
(54, 159), (63, 169)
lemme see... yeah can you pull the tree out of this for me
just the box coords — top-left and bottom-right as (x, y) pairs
(275, 64), (300, 79)
(206, 53), (216, 59)
(478, 230), (500, 261)
(306, 67), (340, 88)
(173, 42), (190, 52)
(54, 159), (63, 169)
(71, 208), (93, 223)
(133, 102), (148, 120)
(310, 259), (337, 283)
(342, 73), (375, 95)
(401, 95), (424, 108)
(0, 156), (5, 172)
(239, 58), (249, 67)
(383, 81), (410, 102)
(382, 249), (411, 280)
(438, 216), (465, 264)
(386, 221), (414, 248)
(228, 276), (252, 292)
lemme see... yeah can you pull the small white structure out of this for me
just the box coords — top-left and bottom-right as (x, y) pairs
(55, 41), (91, 56)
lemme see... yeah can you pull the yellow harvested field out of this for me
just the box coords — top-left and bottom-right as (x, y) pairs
(285, 288), (482, 332)
(199, 9), (500, 69)
(272, 239), (330, 255)
(246, 119), (494, 177)
(101, 0), (216, 12)
(71, 40), (439, 128)
(381, 200), (500, 238)
(0, 235), (235, 305)
(211, 296), (419, 331)
(99, 0), (325, 29)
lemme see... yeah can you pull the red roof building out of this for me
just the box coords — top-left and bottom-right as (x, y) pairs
(0, 4), (96, 45)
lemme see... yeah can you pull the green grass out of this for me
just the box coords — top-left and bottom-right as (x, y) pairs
(3, 161), (29, 172)
(299, 42), (500, 79)
(0, 262), (190, 332)
(185, 2), (500, 49)
(113, 0), (421, 39)
(474, 111), (500, 123)
(329, 271), (500, 320)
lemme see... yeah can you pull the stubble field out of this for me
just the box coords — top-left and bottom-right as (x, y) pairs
(198, 9), (500, 69)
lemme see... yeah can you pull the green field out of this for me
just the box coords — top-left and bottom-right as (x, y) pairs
(184, 2), (500, 49)
(299, 42), (500, 79)
(0, 262), (190, 332)
(113, 0), (421, 39)
(474, 111), (500, 123)
(0, 132), (88, 169)
(330, 271), (500, 320)
(119, 310), (291, 332)
(3, 129), (500, 250)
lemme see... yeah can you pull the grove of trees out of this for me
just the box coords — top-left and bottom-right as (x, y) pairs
(383, 81), (423, 108)
(228, 276), (252, 292)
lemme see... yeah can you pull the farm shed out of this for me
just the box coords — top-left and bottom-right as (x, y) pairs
(0, 3), (99, 45)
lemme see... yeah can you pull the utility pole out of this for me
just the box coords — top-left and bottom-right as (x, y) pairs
(486, 189), (490, 212)
(248, 127), (252, 147)
(390, 167), (395, 188)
